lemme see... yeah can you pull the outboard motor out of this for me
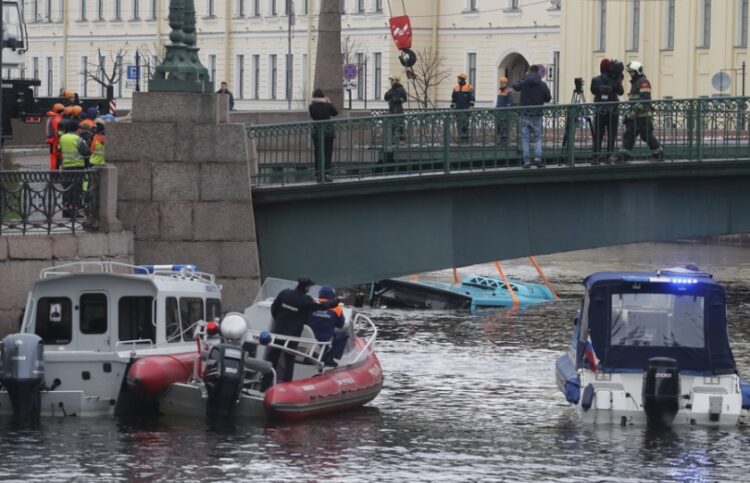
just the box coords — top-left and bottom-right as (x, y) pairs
(204, 343), (246, 419)
(642, 357), (680, 427)
(0, 334), (44, 424)
(203, 312), (248, 419)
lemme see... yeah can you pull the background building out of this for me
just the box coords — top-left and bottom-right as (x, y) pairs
(21, 0), (560, 110)
(561, 0), (750, 101)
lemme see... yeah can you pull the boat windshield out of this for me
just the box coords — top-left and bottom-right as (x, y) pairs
(610, 292), (705, 349)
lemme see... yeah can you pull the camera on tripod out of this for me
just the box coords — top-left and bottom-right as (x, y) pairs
(607, 59), (625, 80)
(574, 77), (584, 94)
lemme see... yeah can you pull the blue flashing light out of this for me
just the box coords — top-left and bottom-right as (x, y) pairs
(135, 265), (154, 274)
(670, 277), (699, 285)
(134, 264), (198, 275)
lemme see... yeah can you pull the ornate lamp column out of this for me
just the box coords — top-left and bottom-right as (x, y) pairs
(149, 0), (213, 93)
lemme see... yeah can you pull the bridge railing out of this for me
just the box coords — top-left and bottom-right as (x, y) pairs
(0, 169), (100, 235)
(246, 97), (750, 187)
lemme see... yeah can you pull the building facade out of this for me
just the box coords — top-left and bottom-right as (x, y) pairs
(21, 0), (561, 110)
(561, 0), (750, 101)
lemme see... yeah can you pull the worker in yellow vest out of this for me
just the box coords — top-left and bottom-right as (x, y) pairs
(58, 122), (91, 218)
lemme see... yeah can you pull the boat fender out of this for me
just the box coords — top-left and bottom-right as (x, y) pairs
(245, 358), (274, 374)
(581, 384), (595, 411)
(741, 380), (750, 410)
(564, 378), (580, 404)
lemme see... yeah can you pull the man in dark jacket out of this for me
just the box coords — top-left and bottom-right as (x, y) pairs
(590, 59), (624, 163)
(513, 65), (551, 168)
(307, 286), (349, 366)
(451, 72), (475, 142)
(309, 88), (339, 181)
(263, 277), (339, 387)
(216, 82), (235, 111)
(384, 75), (408, 142)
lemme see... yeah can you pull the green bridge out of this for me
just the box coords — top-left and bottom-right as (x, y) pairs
(249, 97), (750, 286)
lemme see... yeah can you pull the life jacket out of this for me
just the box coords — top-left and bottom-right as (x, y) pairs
(45, 111), (60, 140)
(90, 133), (105, 165)
(59, 133), (86, 168)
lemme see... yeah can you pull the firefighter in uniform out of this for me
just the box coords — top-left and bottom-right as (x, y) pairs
(451, 72), (475, 142)
(619, 61), (663, 162)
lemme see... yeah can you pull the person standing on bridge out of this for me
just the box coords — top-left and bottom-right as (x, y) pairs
(58, 121), (91, 218)
(384, 75), (408, 142)
(309, 88), (339, 182)
(617, 61), (663, 163)
(590, 58), (624, 164)
(451, 72), (475, 143)
(261, 277), (340, 389)
(513, 65), (551, 168)
(216, 82), (235, 111)
(495, 76), (513, 146)
(45, 103), (65, 170)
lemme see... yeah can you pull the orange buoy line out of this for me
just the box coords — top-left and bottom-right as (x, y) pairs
(528, 255), (559, 300)
(494, 261), (520, 309)
(452, 267), (459, 284)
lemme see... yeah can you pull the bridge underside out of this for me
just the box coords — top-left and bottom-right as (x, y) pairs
(252, 161), (750, 287)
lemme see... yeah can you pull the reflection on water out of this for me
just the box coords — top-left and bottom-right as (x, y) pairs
(2, 243), (750, 482)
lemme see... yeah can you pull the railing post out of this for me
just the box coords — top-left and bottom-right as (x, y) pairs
(565, 104), (576, 166)
(443, 114), (451, 174)
(696, 99), (704, 161)
(317, 122), (326, 183)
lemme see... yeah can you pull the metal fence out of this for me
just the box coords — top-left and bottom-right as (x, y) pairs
(0, 169), (100, 235)
(247, 97), (750, 187)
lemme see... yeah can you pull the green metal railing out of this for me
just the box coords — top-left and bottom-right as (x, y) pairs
(246, 97), (750, 187)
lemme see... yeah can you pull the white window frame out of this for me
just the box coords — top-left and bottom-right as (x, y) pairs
(236, 54), (245, 99)
(740, 0), (749, 48)
(132, 0), (140, 19)
(466, 52), (477, 88)
(79, 0), (87, 21)
(252, 54), (260, 99)
(629, 0), (640, 51)
(664, 0), (675, 50)
(270, 54), (278, 99)
(46, 57), (54, 96)
(700, 0), (711, 48)
(373, 52), (382, 99)
(80, 56), (88, 97)
(596, 0), (606, 51)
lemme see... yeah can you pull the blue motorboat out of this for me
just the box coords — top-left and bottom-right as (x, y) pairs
(371, 274), (555, 313)
(555, 266), (750, 426)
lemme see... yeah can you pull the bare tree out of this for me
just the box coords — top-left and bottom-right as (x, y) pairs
(134, 43), (166, 81)
(314, 0), (343, 110)
(341, 36), (362, 64)
(404, 48), (451, 109)
(84, 48), (127, 95)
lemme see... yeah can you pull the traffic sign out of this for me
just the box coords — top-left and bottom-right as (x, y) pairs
(127, 65), (141, 80)
(712, 72), (731, 92)
(343, 63), (357, 80)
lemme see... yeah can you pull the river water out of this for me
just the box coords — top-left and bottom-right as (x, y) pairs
(2, 242), (750, 482)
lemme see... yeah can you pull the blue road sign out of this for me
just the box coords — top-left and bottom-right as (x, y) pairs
(127, 66), (141, 80)
(343, 64), (357, 80)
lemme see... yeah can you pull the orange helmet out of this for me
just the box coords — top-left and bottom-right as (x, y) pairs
(52, 103), (65, 113)
(71, 105), (83, 117)
(63, 91), (75, 100)
(63, 106), (75, 116)
(457, 72), (468, 80)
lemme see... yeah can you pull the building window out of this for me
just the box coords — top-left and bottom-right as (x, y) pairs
(340, 0), (345, 14)
(357, 0), (364, 13)
(467, 0), (478, 12)
(467, 52), (476, 87)
(740, 0), (749, 47)
(58, 55), (64, 92)
(57, 0), (64, 21)
(237, 54), (245, 98)
(80, 293), (108, 335)
(701, 0), (711, 47)
(285, 53), (293, 100)
(32, 57), (39, 95)
(253, 54), (260, 99)
(98, 54), (106, 96)
(114, 0), (122, 20)
(45, 0), (52, 22)
(270, 54), (277, 99)
(373, 52), (381, 98)
(132, 0), (140, 19)
(356, 52), (364, 99)
(505, 0), (519, 10)
(30, 0), (39, 23)
(284, 0), (291, 14)
(375, 0), (382, 13)
(79, 0), (87, 20)
(207, 0), (216, 16)
(81, 56), (88, 97)
(303, 0), (309, 14)
(97, 0), (104, 20)
(271, 0), (277, 15)
(116, 53), (124, 97)
(237, 0), (245, 16)
(46, 57), (53, 96)
(665, 0), (675, 49)
(151, 0), (158, 19)
(597, 0), (606, 51)
(207, 54), (216, 82)
(254, 0), (260, 16)
(629, 0), (639, 51)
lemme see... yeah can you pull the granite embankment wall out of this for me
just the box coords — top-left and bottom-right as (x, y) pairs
(0, 232), (133, 335)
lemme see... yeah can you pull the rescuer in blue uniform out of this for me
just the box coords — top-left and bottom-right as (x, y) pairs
(263, 277), (339, 388)
(307, 286), (349, 367)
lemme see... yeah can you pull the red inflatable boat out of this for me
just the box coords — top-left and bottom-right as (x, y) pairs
(126, 352), (196, 397)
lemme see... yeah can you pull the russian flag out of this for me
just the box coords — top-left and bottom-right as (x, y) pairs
(584, 336), (599, 372)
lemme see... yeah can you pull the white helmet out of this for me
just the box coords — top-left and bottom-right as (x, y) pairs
(219, 312), (248, 341)
(626, 61), (644, 75)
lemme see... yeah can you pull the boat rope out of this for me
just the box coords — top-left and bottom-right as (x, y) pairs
(494, 261), (520, 309)
(528, 256), (560, 300)
(452, 267), (459, 284)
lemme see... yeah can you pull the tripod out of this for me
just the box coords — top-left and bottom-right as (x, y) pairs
(557, 88), (594, 165)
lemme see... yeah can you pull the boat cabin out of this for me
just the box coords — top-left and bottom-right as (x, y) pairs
(20, 262), (222, 352)
(575, 268), (737, 375)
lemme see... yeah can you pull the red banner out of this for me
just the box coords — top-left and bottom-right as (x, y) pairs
(389, 16), (412, 50)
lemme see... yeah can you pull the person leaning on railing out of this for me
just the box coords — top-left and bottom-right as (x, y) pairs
(513, 65), (552, 168)
(308, 88), (339, 182)
(58, 120), (91, 218)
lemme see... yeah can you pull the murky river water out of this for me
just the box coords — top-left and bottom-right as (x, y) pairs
(3, 242), (750, 482)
